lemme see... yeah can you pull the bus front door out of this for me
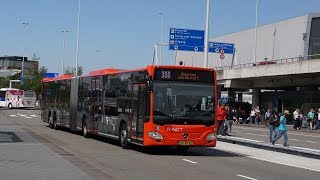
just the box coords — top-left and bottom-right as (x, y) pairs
(131, 84), (146, 144)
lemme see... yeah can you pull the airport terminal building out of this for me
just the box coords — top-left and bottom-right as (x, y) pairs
(176, 13), (320, 115)
(176, 13), (320, 68)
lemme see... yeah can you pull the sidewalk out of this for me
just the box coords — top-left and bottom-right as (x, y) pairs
(235, 123), (320, 134)
(218, 135), (320, 160)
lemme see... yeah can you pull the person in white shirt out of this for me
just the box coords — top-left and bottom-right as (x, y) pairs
(293, 109), (300, 129)
(250, 109), (256, 124)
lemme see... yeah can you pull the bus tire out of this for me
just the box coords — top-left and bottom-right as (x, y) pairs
(8, 103), (12, 109)
(120, 123), (129, 149)
(177, 146), (189, 155)
(49, 116), (53, 129)
(82, 119), (89, 138)
(53, 113), (58, 130)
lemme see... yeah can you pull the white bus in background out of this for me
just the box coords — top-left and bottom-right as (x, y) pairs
(21, 90), (37, 108)
(0, 88), (36, 108)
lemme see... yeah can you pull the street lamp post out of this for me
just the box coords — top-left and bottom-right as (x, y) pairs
(158, 12), (164, 65)
(203, 0), (210, 68)
(22, 22), (29, 76)
(96, 49), (102, 66)
(61, 30), (69, 75)
(254, 0), (259, 63)
(75, 0), (81, 77)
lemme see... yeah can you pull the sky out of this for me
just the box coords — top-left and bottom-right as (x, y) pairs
(1, 0), (320, 75)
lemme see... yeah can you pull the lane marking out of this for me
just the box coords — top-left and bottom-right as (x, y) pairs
(18, 113), (26, 117)
(182, 159), (198, 164)
(306, 141), (317, 144)
(30, 115), (37, 117)
(25, 116), (32, 119)
(236, 174), (258, 180)
(10, 115), (17, 117)
(246, 133), (255, 135)
(290, 139), (299, 141)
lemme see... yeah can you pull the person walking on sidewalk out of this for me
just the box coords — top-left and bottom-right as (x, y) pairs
(317, 108), (320, 130)
(265, 109), (271, 126)
(272, 110), (290, 146)
(268, 112), (278, 143)
(226, 106), (234, 133)
(293, 109), (300, 129)
(217, 104), (227, 136)
(307, 109), (315, 130)
(250, 109), (256, 124)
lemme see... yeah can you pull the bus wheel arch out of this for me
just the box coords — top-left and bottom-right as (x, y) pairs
(119, 120), (129, 149)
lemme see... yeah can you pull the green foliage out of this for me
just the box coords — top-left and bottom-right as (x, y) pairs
(21, 66), (47, 98)
(0, 73), (21, 89)
(64, 66), (83, 76)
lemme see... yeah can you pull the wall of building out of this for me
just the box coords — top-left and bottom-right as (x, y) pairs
(175, 13), (320, 68)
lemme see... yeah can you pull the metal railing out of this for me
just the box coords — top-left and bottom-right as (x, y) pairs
(215, 54), (320, 71)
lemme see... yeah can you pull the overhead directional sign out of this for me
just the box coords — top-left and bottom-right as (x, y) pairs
(169, 28), (205, 52)
(209, 42), (234, 54)
(45, 72), (59, 78)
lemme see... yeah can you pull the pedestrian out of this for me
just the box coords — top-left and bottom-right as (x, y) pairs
(226, 106), (234, 133)
(216, 104), (227, 136)
(293, 109), (300, 129)
(268, 112), (278, 143)
(272, 110), (290, 146)
(317, 108), (320, 130)
(307, 109), (314, 130)
(298, 110), (304, 129)
(250, 109), (256, 124)
(265, 109), (271, 126)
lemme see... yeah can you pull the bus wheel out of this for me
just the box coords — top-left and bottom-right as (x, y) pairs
(49, 116), (53, 129)
(177, 146), (189, 155)
(53, 114), (58, 130)
(8, 103), (12, 109)
(120, 123), (129, 149)
(82, 119), (89, 138)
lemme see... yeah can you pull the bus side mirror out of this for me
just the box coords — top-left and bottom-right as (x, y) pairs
(146, 75), (153, 93)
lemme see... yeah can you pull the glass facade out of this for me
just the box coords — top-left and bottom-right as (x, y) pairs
(308, 17), (320, 56)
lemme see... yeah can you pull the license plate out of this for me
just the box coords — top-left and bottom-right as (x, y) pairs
(178, 141), (193, 146)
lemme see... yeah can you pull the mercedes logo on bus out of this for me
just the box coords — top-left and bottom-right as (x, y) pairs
(183, 133), (188, 139)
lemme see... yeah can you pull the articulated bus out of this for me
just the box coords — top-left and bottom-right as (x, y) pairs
(41, 66), (217, 152)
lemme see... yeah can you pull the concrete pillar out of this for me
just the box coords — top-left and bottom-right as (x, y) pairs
(252, 88), (261, 109)
(217, 85), (222, 100)
(228, 89), (236, 102)
(237, 93), (243, 102)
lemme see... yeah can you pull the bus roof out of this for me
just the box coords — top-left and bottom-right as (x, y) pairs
(41, 74), (74, 82)
(41, 65), (214, 82)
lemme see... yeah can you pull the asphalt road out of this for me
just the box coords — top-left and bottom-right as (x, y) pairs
(1, 109), (320, 180)
(229, 124), (320, 150)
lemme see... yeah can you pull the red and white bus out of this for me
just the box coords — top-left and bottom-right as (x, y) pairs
(41, 66), (217, 152)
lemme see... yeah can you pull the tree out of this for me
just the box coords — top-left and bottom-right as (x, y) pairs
(21, 66), (47, 99)
(64, 66), (83, 76)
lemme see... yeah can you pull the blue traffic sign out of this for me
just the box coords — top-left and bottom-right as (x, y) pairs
(45, 73), (58, 78)
(209, 42), (234, 54)
(169, 28), (204, 52)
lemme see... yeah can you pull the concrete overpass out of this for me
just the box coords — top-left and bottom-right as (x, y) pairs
(215, 56), (320, 108)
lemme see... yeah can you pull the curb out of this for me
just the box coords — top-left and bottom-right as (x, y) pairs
(218, 136), (320, 160)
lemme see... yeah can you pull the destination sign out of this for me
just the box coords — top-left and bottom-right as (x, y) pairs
(154, 69), (213, 83)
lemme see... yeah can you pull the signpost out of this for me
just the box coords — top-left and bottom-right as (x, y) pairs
(209, 42), (234, 54)
(169, 28), (205, 52)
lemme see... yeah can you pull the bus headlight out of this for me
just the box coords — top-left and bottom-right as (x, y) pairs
(206, 133), (216, 140)
(148, 132), (163, 140)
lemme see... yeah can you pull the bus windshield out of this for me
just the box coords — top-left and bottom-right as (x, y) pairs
(153, 81), (214, 125)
